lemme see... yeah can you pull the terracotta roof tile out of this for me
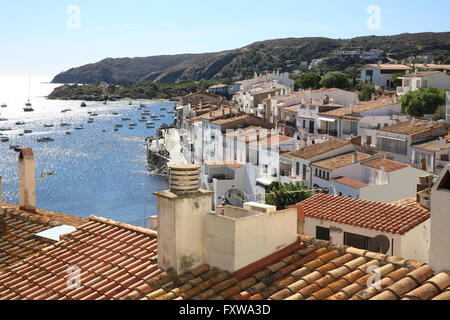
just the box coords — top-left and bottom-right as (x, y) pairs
(299, 194), (430, 235)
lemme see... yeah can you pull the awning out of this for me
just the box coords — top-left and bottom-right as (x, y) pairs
(318, 117), (336, 122)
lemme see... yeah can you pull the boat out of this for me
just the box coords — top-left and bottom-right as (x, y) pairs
(37, 137), (54, 142)
(81, 102), (87, 107)
(66, 131), (71, 135)
(0, 118), (8, 121)
(91, 113), (99, 117)
(24, 130), (33, 134)
(160, 113), (165, 117)
(167, 110), (175, 114)
(114, 128), (119, 132)
(160, 106), (166, 111)
(87, 118), (94, 123)
(103, 101), (107, 105)
(25, 75), (32, 108)
(23, 107), (34, 112)
(102, 130), (106, 133)
(139, 118), (147, 122)
(121, 117), (131, 121)
(1, 137), (9, 142)
(10, 145), (22, 152)
(18, 134), (24, 137)
(129, 123), (137, 127)
(146, 124), (155, 129)
(60, 123), (71, 127)
(129, 101), (133, 105)
(75, 127), (84, 130)
(44, 124), (54, 128)
(1, 103), (6, 108)
(112, 112), (119, 115)
(115, 124), (123, 128)
(153, 116), (161, 120)
(15, 121), (26, 125)
(151, 114), (158, 118)
(0, 127), (12, 131)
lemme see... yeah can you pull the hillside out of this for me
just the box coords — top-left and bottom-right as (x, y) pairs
(52, 32), (450, 84)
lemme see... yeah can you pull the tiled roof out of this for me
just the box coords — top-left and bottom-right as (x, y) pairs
(366, 64), (412, 71)
(319, 101), (397, 119)
(282, 106), (298, 113)
(289, 139), (350, 160)
(332, 177), (368, 189)
(205, 161), (245, 169)
(299, 194), (430, 235)
(122, 236), (450, 301)
(412, 137), (450, 152)
(361, 158), (409, 172)
(0, 205), (88, 271)
(0, 216), (161, 300)
(379, 120), (448, 136)
(311, 152), (373, 171)
(249, 134), (293, 148)
(400, 71), (441, 78)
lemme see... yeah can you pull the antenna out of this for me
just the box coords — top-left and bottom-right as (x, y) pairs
(369, 235), (390, 254)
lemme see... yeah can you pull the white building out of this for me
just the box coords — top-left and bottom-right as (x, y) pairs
(313, 155), (431, 203)
(429, 164), (450, 273)
(279, 138), (361, 188)
(376, 119), (450, 164)
(361, 63), (412, 89)
(300, 193), (431, 262)
(411, 136), (450, 174)
(397, 71), (450, 96)
(446, 89), (450, 124)
(317, 101), (407, 146)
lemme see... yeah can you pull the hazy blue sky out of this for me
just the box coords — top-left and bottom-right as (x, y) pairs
(1, 0), (449, 77)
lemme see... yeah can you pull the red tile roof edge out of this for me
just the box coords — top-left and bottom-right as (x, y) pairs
(88, 216), (158, 238)
(233, 240), (304, 281)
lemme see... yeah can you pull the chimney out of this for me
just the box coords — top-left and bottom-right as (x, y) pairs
(18, 148), (36, 213)
(377, 60), (382, 67)
(155, 164), (213, 275)
(0, 177), (6, 235)
(428, 120), (433, 128)
(350, 103), (355, 114)
(353, 152), (358, 164)
(429, 164), (450, 273)
(438, 137), (443, 150)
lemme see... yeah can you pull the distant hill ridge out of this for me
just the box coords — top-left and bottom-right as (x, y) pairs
(52, 32), (450, 84)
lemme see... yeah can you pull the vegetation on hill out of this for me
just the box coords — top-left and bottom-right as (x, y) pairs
(432, 105), (447, 121)
(265, 182), (312, 210)
(400, 87), (446, 117)
(319, 72), (351, 89)
(51, 32), (450, 85)
(47, 79), (231, 101)
(290, 73), (322, 90)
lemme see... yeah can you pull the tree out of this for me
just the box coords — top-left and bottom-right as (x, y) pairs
(400, 87), (446, 117)
(293, 73), (322, 90)
(357, 83), (376, 101)
(265, 182), (312, 210)
(433, 105), (447, 121)
(391, 72), (404, 88)
(319, 71), (350, 89)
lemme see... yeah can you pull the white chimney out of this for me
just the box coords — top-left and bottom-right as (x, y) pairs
(155, 164), (213, 275)
(429, 164), (450, 273)
(18, 148), (36, 213)
(350, 103), (355, 114)
(438, 137), (443, 150)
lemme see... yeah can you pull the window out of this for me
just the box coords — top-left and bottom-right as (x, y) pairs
(423, 80), (428, 88)
(316, 227), (330, 241)
(326, 172), (330, 180)
(296, 162), (300, 176)
(344, 232), (370, 250)
(339, 192), (343, 196)
(315, 168), (318, 176)
(441, 154), (449, 161)
(303, 120), (306, 129)
(377, 137), (407, 155)
(303, 164), (307, 180)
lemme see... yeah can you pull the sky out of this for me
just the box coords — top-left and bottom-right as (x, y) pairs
(0, 0), (449, 78)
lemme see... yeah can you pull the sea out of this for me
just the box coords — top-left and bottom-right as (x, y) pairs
(0, 75), (174, 223)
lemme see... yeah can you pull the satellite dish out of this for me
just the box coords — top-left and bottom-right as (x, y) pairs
(369, 235), (390, 254)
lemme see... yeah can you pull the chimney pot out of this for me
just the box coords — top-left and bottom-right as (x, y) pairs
(169, 164), (201, 195)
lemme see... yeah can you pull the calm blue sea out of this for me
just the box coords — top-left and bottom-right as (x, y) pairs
(0, 76), (172, 222)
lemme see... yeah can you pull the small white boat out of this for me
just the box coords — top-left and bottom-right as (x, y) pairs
(0, 118), (8, 121)
(81, 102), (87, 107)
(1, 137), (9, 142)
(24, 129), (33, 134)
(44, 124), (54, 128)
(112, 112), (119, 115)
(15, 121), (26, 125)
(115, 124), (123, 128)
(129, 123), (137, 127)
(66, 131), (71, 135)
(1, 103), (7, 108)
(60, 123), (71, 127)
(23, 107), (34, 112)
(121, 117), (131, 121)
